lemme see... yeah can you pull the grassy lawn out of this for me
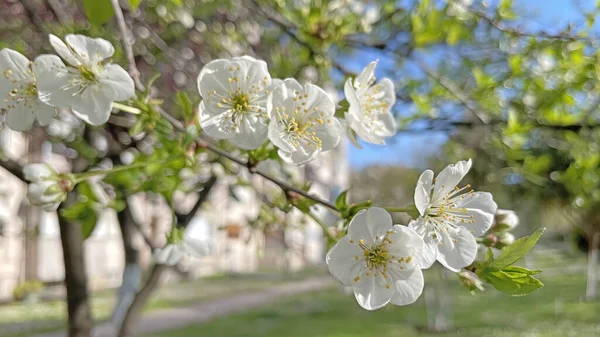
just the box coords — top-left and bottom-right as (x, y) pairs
(0, 268), (323, 337)
(150, 271), (600, 337)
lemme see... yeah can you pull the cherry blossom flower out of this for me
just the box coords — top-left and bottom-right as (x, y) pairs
(153, 227), (209, 266)
(410, 159), (497, 272)
(197, 56), (272, 150)
(268, 78), (341, 165)
(0, 49), (55, 131)
(23, 163), (67, 212)
(327, 207), (425, 310)
(343, 60), (396, 146)
(33, 34), (135, 125)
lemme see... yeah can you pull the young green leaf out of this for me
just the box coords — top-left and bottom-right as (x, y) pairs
(489, 228), (545, 269)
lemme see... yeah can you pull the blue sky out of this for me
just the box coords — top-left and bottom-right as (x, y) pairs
(347, 0), (590, 170)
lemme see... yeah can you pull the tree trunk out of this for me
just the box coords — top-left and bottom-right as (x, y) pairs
(58, 193), (93, 337)
(111, 203), (143, 328)
(117, 264), (166, 337)
(585, 231), (600, 301)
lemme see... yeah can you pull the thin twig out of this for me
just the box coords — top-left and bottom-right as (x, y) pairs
(110, 0), (144, 91)
(111, 1), (338, 213)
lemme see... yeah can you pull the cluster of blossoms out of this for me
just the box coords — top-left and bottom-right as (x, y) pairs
(1, 35), (135, 130)
(6, 34), (508, 310)
(326, 159), (497, 310)
(197, 57), (396, 165)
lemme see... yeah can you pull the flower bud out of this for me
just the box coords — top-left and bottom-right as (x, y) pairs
(458, 270), (484, 293)
(497, 232), (515, 247)
(23, 163), (67, 212)
(493, 209), (519, 232)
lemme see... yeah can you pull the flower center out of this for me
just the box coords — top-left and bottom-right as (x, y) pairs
(231, 93), (250, 114)
(78, 65), (98, 83)
(360, 239), (389, 270)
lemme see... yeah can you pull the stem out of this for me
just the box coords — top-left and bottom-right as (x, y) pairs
(113, 102), (142, 115)
(110, 0), (144, 91)
(383, 205), (417, 213)
(72, 157), (179, 183)
(304, 210), (337, 243)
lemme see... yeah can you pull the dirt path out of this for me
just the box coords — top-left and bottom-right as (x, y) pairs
(31, 276), (335, 337)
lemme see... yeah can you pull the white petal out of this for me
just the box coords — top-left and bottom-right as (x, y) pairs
(266, 78), (303, 118)
(386, 225), (424, 266)
(42, 202), (61, 212)
(0, 48), (31, 81)
(23, 163), (53, 181)
(49, 34), (80, 66)
(98, 64), (135, 101)
(313, 117), (341, 151)
(228, 115), (268, 150)
(154, 245), (182, 266)
(437, 226), (477, 272)
(432, 159), (472, 202)
(455, 192), (497, 237)
(354, 60), (377, 90)
(302, 83), (336, 118)
(33, 54), (77, 107)
(65, 34), (114, 64)
(70, 89), (112, 125)
(198, 101), (235, 140)
(414, 170), (434, 215)
(343, 78), (360, 110)
(353, 271), (393, 310)
(277, 148), (317, 166)
(347, 207), (393, 245)
(183, 237), (210, 257)
(268, 119), (295, 152)
(6, 102), (35, 131)
(326, 238), (363, 285)
(197, 59), (231, 97)
(375, 78), (396, 112)
(390, 269), (424, 306)
(35, 101), (57, 126)
(408, 218), (438, 269)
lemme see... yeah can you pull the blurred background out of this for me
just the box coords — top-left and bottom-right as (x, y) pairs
(1, 0), (600, 336)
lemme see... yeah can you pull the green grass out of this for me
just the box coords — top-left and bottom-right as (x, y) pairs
(151, 271), (600, 337)
(0, 268), (324, 337)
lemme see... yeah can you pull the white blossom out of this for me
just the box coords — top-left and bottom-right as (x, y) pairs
(153, 230), (209, 266)
(23, 163), (66, 212)
(494, 209), (519, 231)
(410, 159), (497, 272)
(0, 49), (55, 131)
(268, 78), (341, 165)
(327, 207), (425, 310)
(197, 56), (273, 150)
(344, 60), (396, 146)
(33, 34), (135, 126)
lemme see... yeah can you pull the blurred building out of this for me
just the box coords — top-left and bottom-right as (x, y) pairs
(0, 129), (348, 301)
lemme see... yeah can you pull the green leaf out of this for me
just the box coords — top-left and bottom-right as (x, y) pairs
(176, 92), (194, 120)
(60, 202), (98, 240)
(489, 228), (545, 269)
(335, 189), (349, 211)
(127, 0), (142, 10)
(483, 269), (543, 296)
(82, 0), (114, 25)
(503, 265), (542, 275)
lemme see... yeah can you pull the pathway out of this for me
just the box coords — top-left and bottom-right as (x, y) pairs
(31, 276), (335, 337)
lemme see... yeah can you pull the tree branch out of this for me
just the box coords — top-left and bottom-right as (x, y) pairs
(175, 176), (217, 226)
(110, 0), (144, 91)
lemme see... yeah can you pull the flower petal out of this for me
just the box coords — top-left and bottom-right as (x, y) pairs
(326, 238), (363, 285)
(432, 159), (472, 202)
(437, 226), (477, 272)
(414, 169), (434, 215)
(390, 268), (424, 306)
(198, 101), (235, 140)
(354, 60), (377, 91)
(277, 148), (317, 166)
(49, 34), (80, 66)
(386, 225), (424, 265)
(408, 218), (438, 269)
(228, 115), (268, 150)
(33, 54), (78, 107)
(313, 117), (341, 151)
(70, 89), (112, 126)
(6, 102), (35, 131)
(454, 192), (497, 237)
(347, 207), (393, 245)
(35, 101), (57, 126)
(98, 64), (135, 101)
(66, 34), (115, 64)
(23, 163), (53, 181)
(353, 271), (393, 310)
